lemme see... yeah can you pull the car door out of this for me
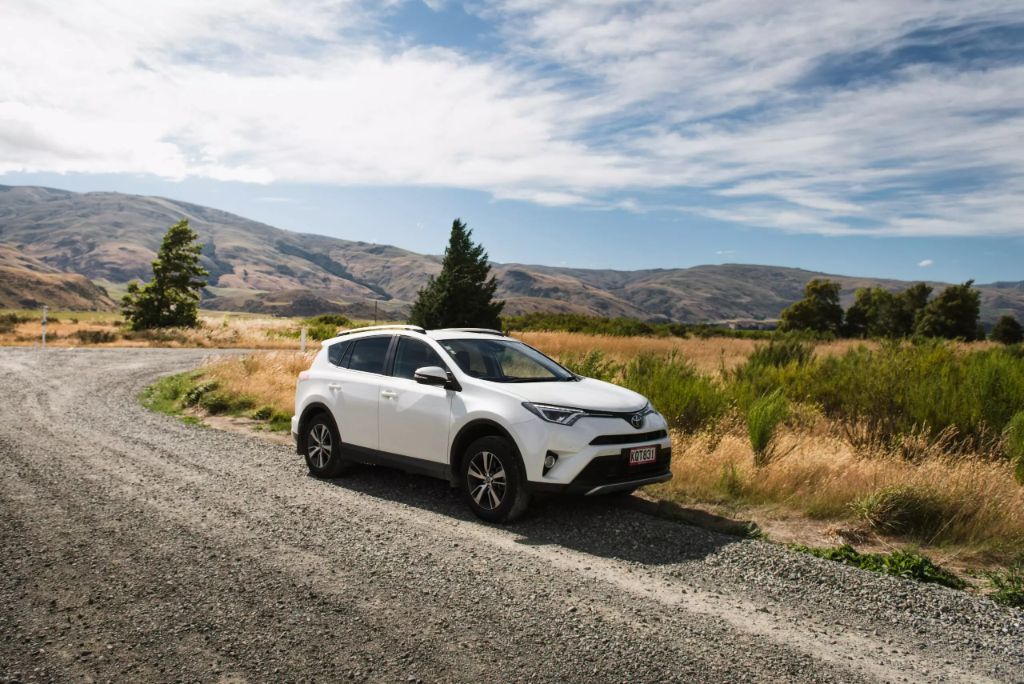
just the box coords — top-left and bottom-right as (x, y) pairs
(326, 334), (392, 450)
(377, 336), (454, 466)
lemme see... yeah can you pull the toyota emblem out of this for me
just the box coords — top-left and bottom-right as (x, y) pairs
(630, 413), (644, 429)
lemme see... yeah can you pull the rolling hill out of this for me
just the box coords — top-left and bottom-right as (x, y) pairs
(0, 184), (1021, 324)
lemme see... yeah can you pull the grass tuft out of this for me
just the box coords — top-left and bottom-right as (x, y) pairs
(747, 389), (789, 467)
(985, 562), (1024, 609)
(791, 543), (966, 589)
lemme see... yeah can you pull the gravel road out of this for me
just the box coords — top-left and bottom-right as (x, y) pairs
(1, 348), (1022, 683)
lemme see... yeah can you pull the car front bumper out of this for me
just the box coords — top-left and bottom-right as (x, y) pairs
(525, 446), (672, 496)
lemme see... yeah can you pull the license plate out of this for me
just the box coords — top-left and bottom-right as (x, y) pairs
(627, 446), (657, 466)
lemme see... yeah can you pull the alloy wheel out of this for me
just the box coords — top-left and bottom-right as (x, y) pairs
(307, 423), (332, 469)
(466, 450), (507, 510)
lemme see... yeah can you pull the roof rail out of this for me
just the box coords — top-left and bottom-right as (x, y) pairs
(336, 324), (425, 337)
(435, 327), (506, 336)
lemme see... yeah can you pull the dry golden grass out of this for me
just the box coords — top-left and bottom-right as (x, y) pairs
(517, 331), (881, 375)
(200, 350), (315, 414)
(650, 426), (1024, 556)
(0, 311), (305, 349)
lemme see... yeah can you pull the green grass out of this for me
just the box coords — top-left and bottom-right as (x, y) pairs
(986, 562), (1024, 608)
(791, 543), (966, 590)
(621, 353), (731, 432)
(747, 390), (789, 467)
(140, 370), (290, 432)
(729, 339), (1024, 456)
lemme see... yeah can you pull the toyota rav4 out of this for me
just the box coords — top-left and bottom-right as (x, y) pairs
(292, 325), (671, 522)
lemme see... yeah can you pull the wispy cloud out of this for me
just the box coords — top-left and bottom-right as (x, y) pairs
(0, 0), (1022, 237)
(918, 259), (935, 267)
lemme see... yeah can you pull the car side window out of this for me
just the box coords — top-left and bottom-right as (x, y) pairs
(392, 338), (446, 380)
(327, 340), (350, 367)
(346, 336), (392, 374)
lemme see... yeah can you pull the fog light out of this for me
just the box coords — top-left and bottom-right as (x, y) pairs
(544, 451), (558, 472)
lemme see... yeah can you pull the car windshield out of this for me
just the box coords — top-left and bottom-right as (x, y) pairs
(438, 338), (576, 382)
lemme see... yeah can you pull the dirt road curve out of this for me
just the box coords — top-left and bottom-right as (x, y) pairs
(1, 348), (1021, 683)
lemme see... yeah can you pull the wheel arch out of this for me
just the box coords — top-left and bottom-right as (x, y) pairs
(449, 419), (524, 486)
(296, 402), (339, 454)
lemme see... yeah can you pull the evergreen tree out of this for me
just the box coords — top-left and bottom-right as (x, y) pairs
(914, 281), (981, 340)
(122, 219), (208, 330)
(991, 315), (1023, 345)
(408, 219), (504, 329)
(779, 279), (844, 335)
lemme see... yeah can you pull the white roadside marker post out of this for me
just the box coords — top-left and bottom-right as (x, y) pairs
(300, 326), (307, 353)
(41, 305), (48, 350)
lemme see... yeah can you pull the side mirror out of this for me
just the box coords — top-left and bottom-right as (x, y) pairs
(413, 366), (449, 386)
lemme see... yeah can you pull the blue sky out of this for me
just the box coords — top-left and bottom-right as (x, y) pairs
(1, 1), (1022, 283)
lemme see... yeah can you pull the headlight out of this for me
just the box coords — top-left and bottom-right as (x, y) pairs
(522, 402), (588, 426)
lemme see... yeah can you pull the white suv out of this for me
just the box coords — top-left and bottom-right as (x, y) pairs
(291, 325), (672, 522)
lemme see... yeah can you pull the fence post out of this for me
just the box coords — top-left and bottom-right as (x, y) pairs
(300, 326), (307, 353)
(41, 305), (47, 350)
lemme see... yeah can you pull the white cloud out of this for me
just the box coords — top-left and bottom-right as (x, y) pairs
(918, 259), (935, 267)
(0, 0), (1022, 237)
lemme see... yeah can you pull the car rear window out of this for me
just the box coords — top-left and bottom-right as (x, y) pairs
(346, 336), (391, 374)
(327, 340), (350, 367)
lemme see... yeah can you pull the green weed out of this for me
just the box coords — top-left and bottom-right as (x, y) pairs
(791, 543), (965, 589)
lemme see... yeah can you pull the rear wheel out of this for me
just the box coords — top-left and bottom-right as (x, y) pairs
(303, 413), (350, 478)
(461, 436), (530, 523)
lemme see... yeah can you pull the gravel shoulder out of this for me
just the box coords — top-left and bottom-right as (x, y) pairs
(1, 348), (1021, 683)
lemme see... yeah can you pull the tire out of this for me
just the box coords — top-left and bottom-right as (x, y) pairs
(461, 436), (531, 523)
(303, 413), (351, 478)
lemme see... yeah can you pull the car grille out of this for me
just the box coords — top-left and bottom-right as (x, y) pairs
(589, 429), (668, 446)
(572, 447), (672, 487)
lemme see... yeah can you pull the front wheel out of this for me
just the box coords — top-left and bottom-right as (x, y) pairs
(461, 436), (531, 523)
(303, 414), (351, 478)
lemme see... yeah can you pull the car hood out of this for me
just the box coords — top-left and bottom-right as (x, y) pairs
(499, 377), (648, 413)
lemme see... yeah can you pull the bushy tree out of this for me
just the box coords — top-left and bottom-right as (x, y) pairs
(844, 288), (895, 338)
(843, 283), (934, 338)
(408, 219), (504, 329)
(914, 281), (981, 340)
(779, 279), (843, 335)
(991, 315), (1023, 345)
(897, 282), (932, 334)
(122, 219), (208, 330)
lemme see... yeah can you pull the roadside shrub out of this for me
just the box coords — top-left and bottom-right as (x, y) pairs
(140, 371), (202, 414)
(621, 354), (730, 432)
(782, 341), (1024, 454)
(0, 313), (29, 333)
(183, 380), (219, 407)
(559, 350), (621, 382)
(252, 406), (275, 420)
(198, 391), (234, 414)
(792, 544), (965, 589)
(850, 486), (948, 538)
(1006, 412), (1024, 485)
(307, 313), (352, 328)
(745, 335), (815, 369)
(74, 329), (118, 344)
(747, 390), (789, 467)
(986, 562), (1024, 609)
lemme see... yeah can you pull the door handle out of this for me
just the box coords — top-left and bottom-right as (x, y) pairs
(328, 383), (343, 391)
(380, 390), (398, 399)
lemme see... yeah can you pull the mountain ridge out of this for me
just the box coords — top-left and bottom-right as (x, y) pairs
(0, 184), (1021, 324)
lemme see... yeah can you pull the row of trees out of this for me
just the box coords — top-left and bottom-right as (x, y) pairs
(123, 218), (1020, 345)
(779, 278), (1022, 343)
